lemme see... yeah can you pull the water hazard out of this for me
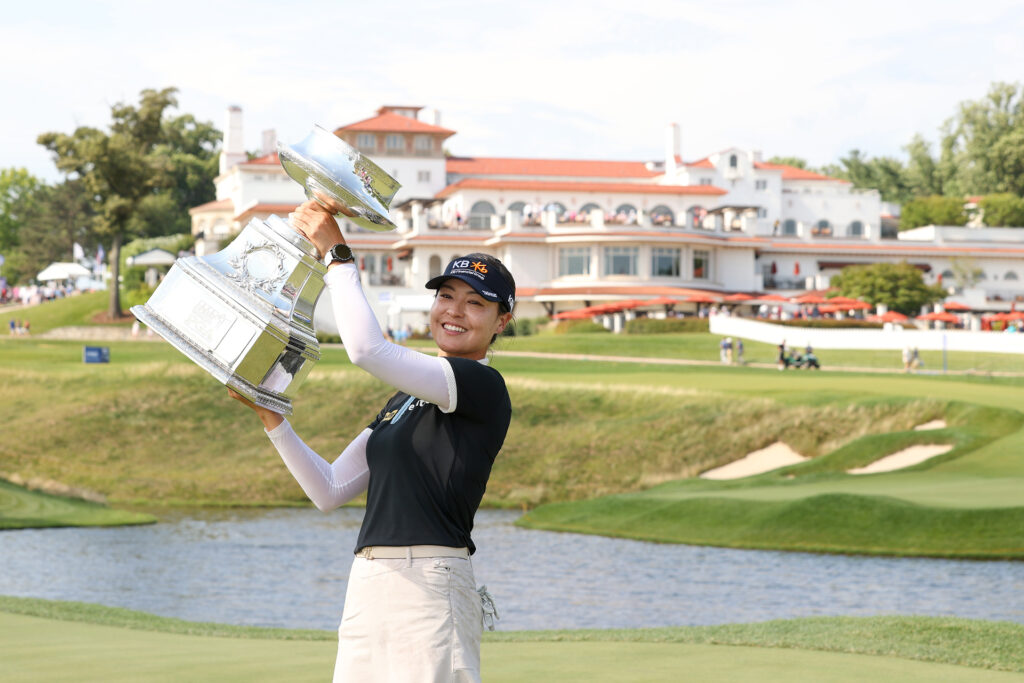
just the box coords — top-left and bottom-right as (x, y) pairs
(1, 508), (1022, 631)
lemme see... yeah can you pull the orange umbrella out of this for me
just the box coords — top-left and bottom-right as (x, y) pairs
(918, 311), (960, 323)
(552, 309), (595, 320)
(792, 293), (828, 304)
(723, 293), (754, 302)
(756, 293), (788, 302)
(642, 297), (682, 307)
(942, 301), (971, 311)
(685, 293), (721, 303)
(876, 310), (909, 323)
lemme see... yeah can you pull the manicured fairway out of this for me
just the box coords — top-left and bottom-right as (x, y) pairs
(3, 611), (1023, 683)
(0, 480), (154, 530)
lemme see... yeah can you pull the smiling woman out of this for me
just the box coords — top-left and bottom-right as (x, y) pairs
(229, 198), (518, 683)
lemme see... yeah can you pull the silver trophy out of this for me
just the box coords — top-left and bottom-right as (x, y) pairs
(131, 126), (401, 414)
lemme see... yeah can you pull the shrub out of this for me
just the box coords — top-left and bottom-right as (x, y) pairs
(553, 320), (609, 334)
(773, 318), (883, 329)
(625, 317), (710, 334)
(502, 316), (549, 337)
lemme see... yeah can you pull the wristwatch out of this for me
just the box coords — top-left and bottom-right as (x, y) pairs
(325, 243), (355, 266)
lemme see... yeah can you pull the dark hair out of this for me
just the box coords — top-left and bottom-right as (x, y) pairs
(453, 252), (516, 344)
(459, 252), (516, 314)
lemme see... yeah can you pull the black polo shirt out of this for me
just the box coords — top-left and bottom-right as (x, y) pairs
(354, 356), (511, 555)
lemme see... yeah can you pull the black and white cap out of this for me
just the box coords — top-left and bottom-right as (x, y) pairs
(425, 256), (515, 312)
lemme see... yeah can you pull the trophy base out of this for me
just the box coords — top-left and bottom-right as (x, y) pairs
(131, 304), (294, 415)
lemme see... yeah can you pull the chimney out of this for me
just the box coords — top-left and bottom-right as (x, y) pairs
(665, 123), (681, 175)
(219, 106), (246, 175)
(261, 129), (277, 157)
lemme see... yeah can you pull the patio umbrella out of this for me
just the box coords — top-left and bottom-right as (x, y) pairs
(755, 293), (788, 302)
(836, 300), (872, 310)
(917, 311), (960, 323)
(876, 310), (909, 323)
(723, 293), (754, 302)
(552, 309), (596, 320)
(685, 293), (721, 303)
(792, 293), (828, 304)
(942, 301), (971, 311)
(642, 297), (682, 307)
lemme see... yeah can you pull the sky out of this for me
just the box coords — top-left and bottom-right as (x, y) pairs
(4, 0), (1024, 183)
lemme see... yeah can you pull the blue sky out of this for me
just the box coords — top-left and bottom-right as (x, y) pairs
(5, 0), (1024, 182)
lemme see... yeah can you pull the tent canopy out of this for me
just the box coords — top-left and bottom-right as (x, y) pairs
(36, 262), (91, 281)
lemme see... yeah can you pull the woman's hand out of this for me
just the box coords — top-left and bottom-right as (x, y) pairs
(228, 388), (284, 431)
(289, 194), (351, 259)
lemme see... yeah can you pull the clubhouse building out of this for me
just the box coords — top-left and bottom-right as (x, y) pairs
(189, 105), (1024, 328)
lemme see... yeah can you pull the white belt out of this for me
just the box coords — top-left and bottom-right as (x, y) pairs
(355, 545), (469, 560)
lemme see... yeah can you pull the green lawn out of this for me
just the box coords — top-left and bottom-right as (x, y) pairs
(0, 481), (154, 529)
(2, 597), (1023, 681)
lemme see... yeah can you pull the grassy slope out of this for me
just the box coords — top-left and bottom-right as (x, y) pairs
(0, 339), (948, 509)
(2, 597), (1023, 680)
(0, 481), (154, 529)
(505, 355), (1024, 557)
(0, 291), (125, 334)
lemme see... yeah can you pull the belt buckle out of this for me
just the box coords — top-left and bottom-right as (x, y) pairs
(357, 546), (374, 560)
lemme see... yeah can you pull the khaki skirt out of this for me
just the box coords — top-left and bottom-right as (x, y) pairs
(334, 555), (484, 682)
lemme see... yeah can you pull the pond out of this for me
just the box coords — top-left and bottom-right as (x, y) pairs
(1, 508), (1022, 631)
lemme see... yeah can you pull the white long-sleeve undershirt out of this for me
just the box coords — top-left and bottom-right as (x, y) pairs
(263, 262), (459, 511)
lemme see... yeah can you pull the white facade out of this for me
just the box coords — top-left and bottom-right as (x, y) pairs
(191, 106), (1024, 330)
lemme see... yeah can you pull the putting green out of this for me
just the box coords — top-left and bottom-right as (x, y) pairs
(2, 612), (1022, 683)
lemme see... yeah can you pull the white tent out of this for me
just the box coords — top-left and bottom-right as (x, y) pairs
(126, 249), (176, 267)
(36, 262), (92, 281)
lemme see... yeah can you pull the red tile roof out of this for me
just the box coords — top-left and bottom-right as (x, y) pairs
(189, 198), (234, 214)
(680, 156), (715, 169)
(241, 152), (281, 165)
(436, 178), (727, 198)
(754, 162), (846, 182)
(336, 112), (456, 136)
(446, 157), (661, 178)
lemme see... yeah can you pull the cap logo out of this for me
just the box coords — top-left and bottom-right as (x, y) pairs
(470, 261), (488, 273)
(453, 259), (471, 268)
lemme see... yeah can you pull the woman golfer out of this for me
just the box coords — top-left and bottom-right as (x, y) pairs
(230, 197), (515, 682)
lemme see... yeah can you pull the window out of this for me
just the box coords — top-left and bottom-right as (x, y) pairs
(414, 135), (432, 152)
(468, 200), (496, 229)
(356, 133), (375, 151)
(385, 134), (404, 152)
(545, 202), (567, 219)
(579, 202), (602, 216)
(755, 179), (767, 190)
(1006, 271), (1019, 281)
(428, 255), (442, 279)
(603, 246), (638, 276)
(614, 204), (638, 224)
(699, 177), (713, 185)
(757, 208), (768, 218)
(650, 205), (674, 226)
(729, 154), (738, 168)
(558, 247), (591, 276)
(812, 219), (832, 236)
(508, 201), (526, 214)
(687, 205), (708, 229)
(782, 219), (797, 235)
(417, 170), (430, 183)
(693, 249), (710, 280)
(651, 248), (681, 277)
(848, 220), (864, 237)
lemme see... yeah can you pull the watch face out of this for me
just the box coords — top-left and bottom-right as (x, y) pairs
(330, 244), (353, 263)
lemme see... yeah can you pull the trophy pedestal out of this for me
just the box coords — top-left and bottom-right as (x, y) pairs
(132, 125), (401, 414)
(131, 215), (327, 415)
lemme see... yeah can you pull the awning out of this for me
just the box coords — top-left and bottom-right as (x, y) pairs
(36, 262), (91, 281)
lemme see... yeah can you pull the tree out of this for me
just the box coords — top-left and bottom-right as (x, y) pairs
(0, 168), (45, 252)
(821, 149), (911, 203)
(899, 195), (967, 230)
(38, 87), (220, 318)
(939, 81), (1024, 196)
(766, 156), (808, 169)
(978, 193), (1024, 227)
(3, 180), (94, 284)
(831, 262), (945, 316)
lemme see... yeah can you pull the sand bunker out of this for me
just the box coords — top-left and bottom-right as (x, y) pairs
(914, 420), (947, 431)
(847, 444), (954, 475)
(700, 442), (808, 480)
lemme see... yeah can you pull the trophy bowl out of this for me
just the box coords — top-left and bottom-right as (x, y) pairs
(130, 126), (401, 414)
(278, 125), (401, 232)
